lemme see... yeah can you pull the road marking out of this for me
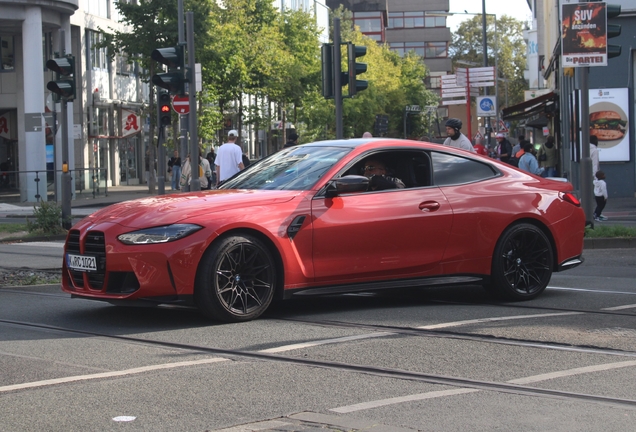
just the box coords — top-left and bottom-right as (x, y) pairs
(416, 312), (583, 330)
(601, 304), (636, 311)
(0, 357), (227, 393)
(330, 360), (636, 413)
(258, 332), (394, 353)
(548, 286), (636, 295)
(6, 241), (65, 248)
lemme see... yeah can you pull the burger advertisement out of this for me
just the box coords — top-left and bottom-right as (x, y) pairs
(589, 88), (630, 162)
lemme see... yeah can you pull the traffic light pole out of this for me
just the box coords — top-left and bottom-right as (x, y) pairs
(178, 0), (188, 176)
(333, 18), (343, 139)
(187, 11), (200, 191)
(578, 67), (594, 226)
(58, 30), (72, 229)
(156, 97), (166, 195)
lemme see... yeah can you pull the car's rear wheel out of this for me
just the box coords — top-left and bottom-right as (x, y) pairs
(489, 223), (553, 300)
(195, 234), (276, 322)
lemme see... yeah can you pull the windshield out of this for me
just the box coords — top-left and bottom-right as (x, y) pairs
(219, 146), (352, 190)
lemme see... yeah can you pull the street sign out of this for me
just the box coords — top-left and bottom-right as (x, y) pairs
(498, 120), (509, 133)
(172, 95), (190, 114)
(405, 105), (421, 112)
(477, 96), (497, 117)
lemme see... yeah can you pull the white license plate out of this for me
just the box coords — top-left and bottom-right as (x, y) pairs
(66, 254), (97, 272)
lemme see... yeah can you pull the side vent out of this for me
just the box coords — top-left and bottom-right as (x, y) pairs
(287, 215), (306, 240)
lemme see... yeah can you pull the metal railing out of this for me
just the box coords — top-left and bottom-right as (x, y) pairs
(0, 168), (109, 203)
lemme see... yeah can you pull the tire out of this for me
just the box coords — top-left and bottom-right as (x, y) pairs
(489, 223), (553, 300)
(195, 234), (277, 322)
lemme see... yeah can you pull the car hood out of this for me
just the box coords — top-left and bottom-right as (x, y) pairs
(83, 189), (299, 228)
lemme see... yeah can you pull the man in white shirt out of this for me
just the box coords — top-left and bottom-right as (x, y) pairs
(215, 130), (244, 185)
(443, 118), (476, 152)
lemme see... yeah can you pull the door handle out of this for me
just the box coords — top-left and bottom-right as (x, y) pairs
(419, 201), (440, 212)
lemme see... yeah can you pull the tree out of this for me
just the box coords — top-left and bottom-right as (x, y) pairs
(450, 15), (527, 108)
(99, 0), (214, 192)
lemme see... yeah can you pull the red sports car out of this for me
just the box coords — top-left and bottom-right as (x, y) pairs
(62, 139), (585, 322)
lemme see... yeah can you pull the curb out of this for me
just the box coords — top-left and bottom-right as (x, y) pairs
(584, 237), (636, 249)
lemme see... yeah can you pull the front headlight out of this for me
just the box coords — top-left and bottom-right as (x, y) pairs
(117, 224), (203, 245)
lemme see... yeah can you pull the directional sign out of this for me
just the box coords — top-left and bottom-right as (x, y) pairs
(405, 105), (421, 112)
(172, 95), (190, 114)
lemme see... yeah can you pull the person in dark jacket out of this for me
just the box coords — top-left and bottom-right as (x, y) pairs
(284, 132), (299, 148)
(495, 133), (513, 164)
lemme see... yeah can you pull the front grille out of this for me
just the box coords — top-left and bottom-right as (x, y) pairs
(66, 230), (84, 287)
(66, 230), (107, 290)
(84, 231), (106, 289)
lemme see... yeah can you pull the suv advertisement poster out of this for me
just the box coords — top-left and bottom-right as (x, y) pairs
(561, 2), (608, 67)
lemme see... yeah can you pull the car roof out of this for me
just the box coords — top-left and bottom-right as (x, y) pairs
(299, 138), (439, 150)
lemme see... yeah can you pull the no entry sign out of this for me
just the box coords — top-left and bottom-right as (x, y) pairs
(172, 95), (190, 114)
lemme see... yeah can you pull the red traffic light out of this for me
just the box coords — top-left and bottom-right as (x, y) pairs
(160, 105), (170, 113)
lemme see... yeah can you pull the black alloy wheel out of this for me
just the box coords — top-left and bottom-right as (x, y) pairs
(195, 234), (276, 322)
(490, 223), (553, 300)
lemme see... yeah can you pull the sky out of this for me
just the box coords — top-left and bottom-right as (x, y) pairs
(448, 0), (533, 31)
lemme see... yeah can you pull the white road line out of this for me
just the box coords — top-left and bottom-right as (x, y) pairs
(258, 332), (394, 353)
(330, 360), (636, 413)
(416, 312), (583, 330)
(601, 304), (636, 311)
(330, 388), (480, 413)
(7, 241), (65, 248)
(0, 357), (227, 393)
(548, 286), (636, 295)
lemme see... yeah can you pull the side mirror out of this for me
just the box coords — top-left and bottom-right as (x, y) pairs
(325, 175), (369, 198)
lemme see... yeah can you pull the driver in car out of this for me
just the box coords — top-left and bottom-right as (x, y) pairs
(362, 158), (405, 191)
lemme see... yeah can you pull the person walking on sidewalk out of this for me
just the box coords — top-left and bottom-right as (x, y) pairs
(167, 150), (181, 191)
(215, 130), (244, 186)
(593, 170), (609, 222)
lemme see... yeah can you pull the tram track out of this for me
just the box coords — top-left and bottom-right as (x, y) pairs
(2, 317), (636, 411)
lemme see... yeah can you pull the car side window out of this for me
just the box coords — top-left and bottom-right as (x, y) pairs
(430, 151), (497, 186)
(341, 151), (433, 190)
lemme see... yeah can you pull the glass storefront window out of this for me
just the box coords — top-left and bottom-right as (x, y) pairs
(1, 36), (15, 71)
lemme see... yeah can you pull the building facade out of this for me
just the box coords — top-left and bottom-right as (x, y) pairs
(0, 0), (149, 203)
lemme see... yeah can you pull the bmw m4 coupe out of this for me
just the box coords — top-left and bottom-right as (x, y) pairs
(62, 139), (585, 322)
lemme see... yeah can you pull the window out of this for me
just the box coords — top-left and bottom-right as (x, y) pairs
(0, 36), (15, 71)
(86, 0), (109, 18)
(42, 33), (53, 71)
(388, 12), (446, 29)
(389, 42), (448, 59)
(117, 54), (133, 75)
(431, 152), (497, 186)
(353, 11), (383, 41)
(88, 31), (108, 70)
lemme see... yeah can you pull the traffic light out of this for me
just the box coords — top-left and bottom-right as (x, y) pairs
(46, 55), (76, 101)
(606, 4), (622, 59)
(151, 45), (186, 95)
(347, 43), (368, 97)
(321, 44), (334, 99)
(158, 91), (172, 127)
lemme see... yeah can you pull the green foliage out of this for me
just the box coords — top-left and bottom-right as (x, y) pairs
(26, 202), (68, 236)
(450, 15), (528, 108)
(585, 225), (636, 238)
(0, 223), (28, 234)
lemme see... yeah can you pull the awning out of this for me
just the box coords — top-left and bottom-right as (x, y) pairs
(524, 115), (549, 129)
(502, 92), (557, 121)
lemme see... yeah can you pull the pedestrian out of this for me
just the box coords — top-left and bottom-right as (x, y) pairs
(242, 150), (251, 168)
(494, 133), (513, 163)
(206, 148), (216, 185)
(517, 142), (544, 176)
(473, 139), (488, 156)
(537, 135), (558, 178)
(215, 130), (244, 186)
(590, 135), (600, 178)
(284, 132), (299, 148)
(199, 151), (211, 189)
(443, 118), (475, 152)
(179, 153), (191, 192)
(362, 131), (373, 138)
(593, 170), (609, 222)
(512, 135), (525, 156)
(167, 149), (181, 191)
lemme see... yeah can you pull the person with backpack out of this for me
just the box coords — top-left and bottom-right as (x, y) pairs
(537, 135), (559, 177)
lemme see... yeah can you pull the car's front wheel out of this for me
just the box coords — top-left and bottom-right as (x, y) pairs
(489, 223), (553, 300)
(195, 234), (276, 322)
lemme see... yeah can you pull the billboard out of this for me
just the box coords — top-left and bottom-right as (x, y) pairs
(561, 2), (608, 67)
(589, 88), (629, 162)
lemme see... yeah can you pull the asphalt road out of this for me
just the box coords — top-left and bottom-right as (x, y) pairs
(1, 248), (636, 431)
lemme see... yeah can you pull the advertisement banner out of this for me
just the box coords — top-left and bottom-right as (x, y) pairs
(589, 88), (629, 162)
(561, 2), (608, 67)
(0, 112), (11, 139)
